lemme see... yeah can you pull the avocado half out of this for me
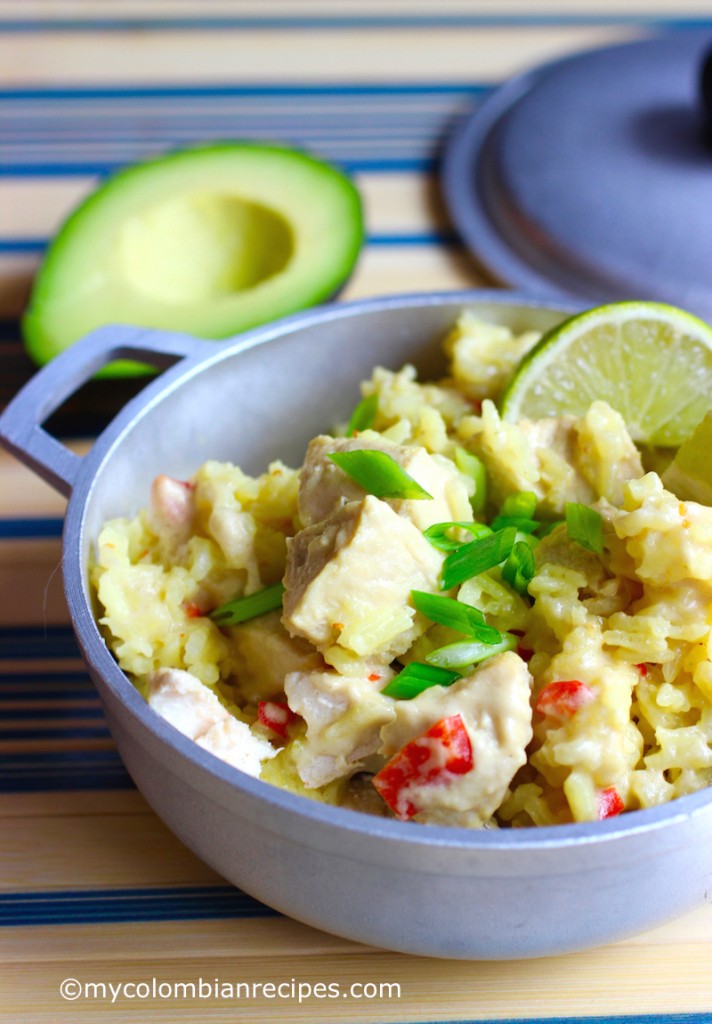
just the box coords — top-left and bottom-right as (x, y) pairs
(23, 143), (364, 376)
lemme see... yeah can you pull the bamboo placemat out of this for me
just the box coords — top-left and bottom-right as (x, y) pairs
(2, 4), (712, 1021)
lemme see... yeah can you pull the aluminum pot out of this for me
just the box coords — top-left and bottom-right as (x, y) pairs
(2, 290), (712, 960)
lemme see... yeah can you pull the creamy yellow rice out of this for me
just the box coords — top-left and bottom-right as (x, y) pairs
(91, 314), (712, 827)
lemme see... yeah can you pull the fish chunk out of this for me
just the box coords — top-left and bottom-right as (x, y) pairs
(464, 400), (642, 514)
(196, 717), (277, 776)
(284, 669), (396, 787)
(148, 667), (229, 739)
(298, 434), (472, 531)
(379, 651), (533, 826)
(229, 610), (323, 702)
(283, 495), (443, 660)
(147, 667), (276, 777)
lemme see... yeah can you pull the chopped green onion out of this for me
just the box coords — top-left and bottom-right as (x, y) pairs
(346, 393), (379, 437)
(489, 515), (540, 534)
(455, 446), (487, 515)
(501, 541), (536, 596)
(328, 450), (433, 500)
(514, 529), (539, 551)
(565, 502), (604, 555)
(411, 590), (503, 640)
(534, 519), (564, 539)
(491, 492), (540, 533)
(381, 661), (460, 699)
(441, 526), (517, 590)
(501, 491), (538, 519)
(426, 632), (518, 669)
(210, 582), (285, 627)
(423, 520), (492, 552)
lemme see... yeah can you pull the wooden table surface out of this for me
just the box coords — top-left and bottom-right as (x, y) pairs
(2, 3), (712, 1021)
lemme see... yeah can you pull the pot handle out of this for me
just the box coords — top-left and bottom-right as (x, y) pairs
(0, 324), (210, 497)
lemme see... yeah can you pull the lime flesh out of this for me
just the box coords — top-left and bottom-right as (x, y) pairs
(500, 302), (712, 447)
(662, 410), (712, 504)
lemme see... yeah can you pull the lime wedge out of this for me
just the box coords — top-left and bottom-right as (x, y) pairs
(661, 410), (712, 505)
(500, 302), (712, 446)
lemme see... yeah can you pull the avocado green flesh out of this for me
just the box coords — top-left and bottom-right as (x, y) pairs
(23, 144), (364, 378)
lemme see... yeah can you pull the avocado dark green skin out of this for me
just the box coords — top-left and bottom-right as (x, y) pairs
(23, 142), (365, 378)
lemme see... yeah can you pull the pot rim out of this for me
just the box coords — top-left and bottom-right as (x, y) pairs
(60, 287), (712, 852)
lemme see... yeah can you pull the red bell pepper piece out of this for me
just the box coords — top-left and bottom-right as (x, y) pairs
(509, 629), (533, 662)
(535, 680), (595, 720)
(597, 786), (624, 819)
(258, 700), (298, 739)
(372, 713), (474, 820)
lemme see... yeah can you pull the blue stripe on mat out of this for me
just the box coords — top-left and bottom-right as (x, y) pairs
(0, 707), (103, 720)
(0, 751), (133, 793)
(0, 692), (96, 703)
(0, 518), (63, 538)
(0, 232), (460, 257)
(0, 15), (709, 31)
(0, 81), (484, 177)
(0, 726), (110, 740)
(0, 885), (277, 925)
(0, 671), (93, 686)
(0, 689), (95, 701)
(0, 82), (491, 100)
(0, 158), (436, 176)
(0, 320), (17, 335)
(0, 240), (47, 253)
(0, 626), (79, 659)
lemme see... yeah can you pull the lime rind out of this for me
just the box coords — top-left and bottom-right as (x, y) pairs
(500, 301), (712, 447)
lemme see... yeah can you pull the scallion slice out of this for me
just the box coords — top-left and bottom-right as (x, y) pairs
(411, 589), (499, 638)
(491, 491), (540, 533)
(423, 520), (492, 552)
(565, 502), (604, 555)
(455, 447), (487, 514)
(381, 661), (460, 699)
(514, 529), (539, 551)
(426, 632), (518, 669)
(501, 541), (536, 596)
(500, 491), (538, 519)
(535, 519), (564, 539)
(489, 514), (540, 534)
(440, 526), (517, 590)
(210, 582), (285, 627)
(346, 393), (379, 437)
(328, 449), (433, 500)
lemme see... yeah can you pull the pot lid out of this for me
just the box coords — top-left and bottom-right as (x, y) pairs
(442, 31), (712, 321)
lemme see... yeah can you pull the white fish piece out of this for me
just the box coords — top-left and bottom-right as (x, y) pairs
(229, 609), (324, 702)
(148, 667), (229, 740)
(298, 433), (472, 531)
(148, 667), (276, 777)
(379, 651), (533, 826)
(283, 495), (443, 661)
(196, 717), (277, 776)
(285, 668), (395, 788)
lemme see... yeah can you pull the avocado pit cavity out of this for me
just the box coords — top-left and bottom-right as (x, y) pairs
(117, 192), (294, 305)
